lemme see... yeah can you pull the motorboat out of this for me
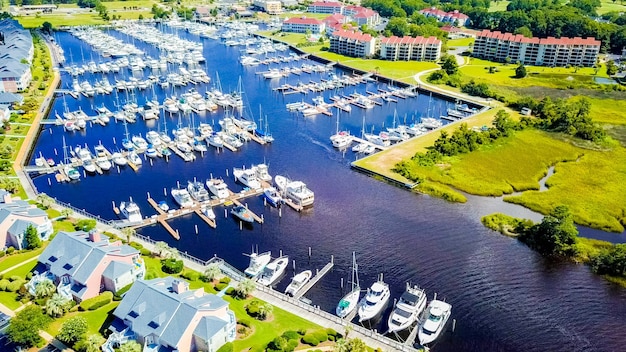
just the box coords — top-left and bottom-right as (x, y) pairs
(131, 135), (149, 152)
(231, 205), (254, 223)
(119, 198), (142, 223)
(336, 252), (360, 318)
(233, 167), (262, 189)
(201, 204), (216, 220)
(285, 270), (312, 297)
(171, 187), (194, 208)
(128, 152), (142, 166)
(64, 165), (81, 181)
(253, 163), (272, 182)
(331, 131), (353, 149)
(257, 256), (289, 286)
(206, 133), (224, 148)
(352, 142), (368, 153)
(158, 200), (169, 212)
(121, 138), (135, 151)
(145, 145), (158, 158)
(187, 180), (210, 202)
(275, 175), (314, 207)
(244, 250), (272, 278)
(387, 283), (428, 333)
(418, 300), (452, 345)
(111, 152), (128, 166)
(93, 144), (112, 171)
(263, 187), (282, 207)
(357, 277), (391, 322)
(206, 178), (230, 199)
(76, 146), (96, 173)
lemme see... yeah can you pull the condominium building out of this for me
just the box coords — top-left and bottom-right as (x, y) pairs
(344, 5), (381, 27)
(329, 29), (376, 58)
(0, 19), (33, 92)
(282, 17), (326, 34)
(419, 7), (469, 27)
(308, 1), (344, 14)
(473, 30), (601, 67)
(253, 0), (282, 15)
(379, 35), (442, 62)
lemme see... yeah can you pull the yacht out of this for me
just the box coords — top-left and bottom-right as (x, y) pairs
(201, 204), (216, 220)
(336, 252), (360, 318)
(111, 152), (128, 166)
(253, 163), (272, 182)
(171, 187), (194, 208)
(357, 277), (391, 322)
(131, 135), (149, 152)
(187, 180), (210, 202)
(387, 283), (428, 333)
(331, 131), (353, 149)
(231, 205), (254, 223)
(206, 133), (224, 148)
(93, 144), (112, 171)
(128, 151), (142, 166)
(418, 300), (452, 345)
(244, 250), (272, 278)
(257, 256), (289, 287)
(145, 145), (158, 158)
(233, 167), (262, 189)
(275, 175), (314, 207)
(285, 270), (312, 297)
(263, 187), (282, 207)
(65, 164), (81, 181)
(158, 201), (169, 212)
(206, 178), (230, 199)
(119, 198), (142, 223)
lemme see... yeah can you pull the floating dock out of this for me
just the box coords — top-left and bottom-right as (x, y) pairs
(293, 257), (334, 299)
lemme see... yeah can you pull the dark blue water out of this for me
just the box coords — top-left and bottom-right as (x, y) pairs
(29, 27), (626, 352)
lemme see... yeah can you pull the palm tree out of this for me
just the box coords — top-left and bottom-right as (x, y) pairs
(61, 208), (73, 219)
(119, 340), (142, 352)
(155, 241), (170, 257)
(34, 278), (56, 299)
(234, 279), (256, 299)
(121, 227), (136, 244)
(257, 302), (273, 320)
(334, 338), (349, 352)
(36, 193), (54, 209)
(45, 293), (70, 317)
(165, 246), (180, 260)
(203, 263), (221, 282)
(75, 334), (103, 352)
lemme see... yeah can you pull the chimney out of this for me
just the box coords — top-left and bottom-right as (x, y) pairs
(88, 230), (101, 243)
(172, 279), (188, 294)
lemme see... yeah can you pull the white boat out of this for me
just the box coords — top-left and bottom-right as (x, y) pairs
(171, 188), (194, 208)
(128, 152), (142, 166)
(257, 256), (289, 287)
(233, 167), (262, 189)
(357, 277), (391, 322)
(187, 180), (210, 202)
(387, 283), (427, 333)
(331, 131), (352, 149)
(131, 135), (149, 152)
(275, 175), (314, 207)
(336, 252), (360, 318)
(205, 178), (230, 199)
(119, 198), (142, 223)
(263, 187), (282, 207)
(243, 250), (272, 278)
(206, 133), (224, 148)
(93, 144), (112, 171)
(253, 163), (272, 182)
(158, 201), (169, 212)
(285, 270), (312, 297)
(111, 152), (128, 166)
(352, 142), (368, 153)
(201, 204), (216, 220)
(418, 300), (452, 345)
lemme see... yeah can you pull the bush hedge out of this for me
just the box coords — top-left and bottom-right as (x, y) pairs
(282, 330), (300, 340)
(237, 317), (251, 328)
(9, 275), (21, 282)
(6, 280), (23, 292)
(161, 259), (183, 274)
(219, 276), (231, 284)
(301, 334), (319, 346)
(0, 279), (9, 291)
(225, 287), (235, 296)
(182, 271), (200, 281)
(311, 330), (328, 343)
(214, 282), (228, 291)
(79, 291), (113, 311)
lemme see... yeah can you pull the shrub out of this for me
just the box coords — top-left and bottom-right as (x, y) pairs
(216, 342), (233, 352)
(6, 280), (23, 292)
(326, 328), (341, 339)
(312, 330), (328, 342)
(129, 242), (144, 250)
(301, 334), (319, 346)
(297, 328), (307, 336)
(237, 317), (252, 328)
(113, 283), (133, 301)
(6, 246), (15, 254)
(10, 275), (21, 282)
(249, 345), (265, 352)
(182, 271), (200, 281)
(161, 259), (183, 274)
(225, 287), (235, 296)
(0, 279), (9, 291)
(219, 276), (231, 284)
(140, 248), (151, 256)
(245, 300), (260, 316)
(26, 272), (33, 279)
(0, 250), (5, 257)
(79, 291), (112, 311)
(282, 330), (300, 340)
(214, 282), (228, 291)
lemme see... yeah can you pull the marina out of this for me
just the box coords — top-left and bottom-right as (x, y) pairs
(23, 21), (626, 352)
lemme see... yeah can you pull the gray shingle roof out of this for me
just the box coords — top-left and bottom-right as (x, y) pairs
(39, 231), (139, 285)
(102, 261), (134, 280)
(193, 316), (228, 341)
(114, 277), (229, 348)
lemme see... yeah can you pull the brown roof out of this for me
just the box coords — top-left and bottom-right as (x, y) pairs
(332, 29), (374, 42)
(310, 1), (343, 7)
(477, 30), (600, 46)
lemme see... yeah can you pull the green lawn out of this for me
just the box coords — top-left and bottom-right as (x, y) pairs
(0, 291), (23, 311)
(16, 13), (107, 28)
(0, 247), (45, 273)
(447, 37), (475, 47)
(488, 0), (510, 12)
(3, 258), (38, 278)
(598, 0), (626, 14)
(47, 301), (120, 336)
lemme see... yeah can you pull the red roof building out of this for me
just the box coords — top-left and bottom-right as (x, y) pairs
(472, 30), (601, 67)
(419, 7), (469, 27)
(344, 5), (381, 26)
(329, 29), (377, 58)
(379, 35), (442, 62)
(282, 16), (326, 34)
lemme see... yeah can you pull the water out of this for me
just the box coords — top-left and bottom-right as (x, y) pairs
(29, 27), (626, 351)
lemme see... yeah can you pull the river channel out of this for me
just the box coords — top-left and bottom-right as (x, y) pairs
(28, 25), (626, 351)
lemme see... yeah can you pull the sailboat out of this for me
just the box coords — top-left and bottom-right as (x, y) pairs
(62, 136), (80, 181)
(330, 108), (352, 149)
(336, 252), (360, 318)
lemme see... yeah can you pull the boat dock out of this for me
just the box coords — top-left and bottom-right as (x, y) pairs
(293, 257), (334, 299)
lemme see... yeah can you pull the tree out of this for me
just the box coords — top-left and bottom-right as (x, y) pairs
(57, 316), (88, 345)
(75, 334), (104, 352)
(518, 205), (579, 257)
(155, 241), (170, 257)
(119, 340), (142, 352)
(441, 55), (459, 75)
(6, 305), (52, 348)
(61, 208), (73, 219)
(606, 60), (618, 76)
(34, 278), (56, 299)
(203, 263), (221, 281)
(234, 278), (256, 299)
(24, 224), (41, 250)
(121, 227), (135, 243)
(74, 219), (96, 232)
(514, 26), (533, 38)
(36, 193), (54, 209)
(515, 62), (527, 78)
(256, 302), (273, 320)
(45, 293), (71, 317)
(41, 21), (52, 34)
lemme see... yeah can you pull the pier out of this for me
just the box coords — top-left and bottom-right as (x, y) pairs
(293, 257), (334, 299)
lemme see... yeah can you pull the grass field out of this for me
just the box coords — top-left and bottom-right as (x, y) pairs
(17, 13), (107, 28)
(0, 247), (45, 273)
(447, 37), (474, 47)
(598, 0), (626, 14)
(47, 301), (120, 336)
(488, 0), (510, 12)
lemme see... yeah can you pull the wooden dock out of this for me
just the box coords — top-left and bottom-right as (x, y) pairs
(194, 208), (217, 228)
(231, 197), (264, 224)
(293, 258), (334, 299)
(282, 198), (303, 212)
(147, 197), (166, 215)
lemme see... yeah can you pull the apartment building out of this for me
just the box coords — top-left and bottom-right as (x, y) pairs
(307, 1), (344, 14)
(419, 7), (469, 27)
(473, 30), (601, 67)
(379, 35), (442, 62)
(329, 29), (376, 58)
(282, 17), (326, 34)
(253, 0), (282, 15)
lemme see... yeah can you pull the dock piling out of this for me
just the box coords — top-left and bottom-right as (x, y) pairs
(340, 277), (344, 289)
(239, 221), (242, 231)
(48, 178), (51, 186)
(452, 319), (456, 332)
(195, 224), (198, 234)
(54, 148), (57, 155)
(113, 137), (116, 144)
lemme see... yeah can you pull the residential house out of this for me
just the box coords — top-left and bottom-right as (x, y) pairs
(37, 231), (145, 302)
(109, 277), (236, 352)
(420, 7), (469, 27)
(344, 5), (381, 27)
(0, 19), (33, 92)
(323, 13), (350, 35)
(330, 29), (377, 58)
(472, 30), (601, 67)
(0, 92), (23, 106)
(308, 1), (344, 14)
(282, 17), (326, 34)
(379, 35), (442, 61)
(0, 190), (53, 250)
